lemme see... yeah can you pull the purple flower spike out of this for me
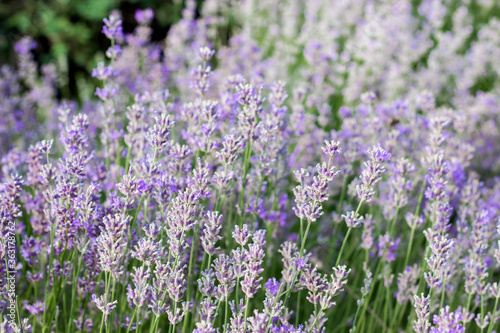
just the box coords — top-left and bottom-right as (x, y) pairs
(356, 144), (390, 203)
(413, 293), (431, 333)
(102, 12), (123, 41)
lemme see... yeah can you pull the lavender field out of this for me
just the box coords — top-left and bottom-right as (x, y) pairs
(1, 0), (500, 332)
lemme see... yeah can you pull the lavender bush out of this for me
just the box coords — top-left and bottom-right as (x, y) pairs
(1, 1), (500, 332)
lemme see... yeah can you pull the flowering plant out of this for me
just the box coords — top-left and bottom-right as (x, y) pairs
(1, 1), (500, 333)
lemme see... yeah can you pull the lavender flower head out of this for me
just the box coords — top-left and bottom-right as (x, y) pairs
(357, 144), (391, 203)
(430, 306), (466, 333)
(413, 293), (431, 333)
(102, 12), (123, 41)
(342, 211), (364, 228)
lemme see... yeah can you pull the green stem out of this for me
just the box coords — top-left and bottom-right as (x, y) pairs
(124, 144), (132, 174)
(439, 282), (446, 310)
(235, 277), (240, 317)
(414, 180), (426, 217)
(299, 218), (304, 244)
(99, 272), (111, 333)
(214, 300), (222, 328)
(357, 260), (383, 328)
(243, 296), (250, 332)
(389, 206), (399, 235)
(351, 309), (361, 332)
(403, 226), (416, 270)
(150, 316), (159, 333)
(126, 307), (138, 333)
(299, 221), (312, 255)
(190, 252), (209, 330)
(107, 277), (116, 332)
(296, 290), (302, 327)
(42, 221), (56, 330)
(487, 295), (499, 333)
(314, 302), (320, 330)
(403, 180), (426, 269)
(172, 301), (178, 333)
(280, 219), (313, 318)
(98, 313), (105, 333)
(224, 299), (229, 332)
(390, 300), (407, 332)
(226, 191), (236, 249)
(80, 293), (89, 333)
(337, 199), (363, 266)
(182, 223), (200, 332)
(383, 282), (391, 328)
(335, 228), (352, 267)
(337, 175), (348, 213)
(67, 237), (88, 331)
(238, 141), (253, 228)
(136, 308), (140, 333)
(307, 308), (323, 333)
(33, 283), (39, 333)
(481, 294), (485, 333)
(464, 293), (473, 331)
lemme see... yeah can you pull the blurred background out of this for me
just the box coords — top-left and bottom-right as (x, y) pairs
(2, 0), (500, 102)
(0, 0), (203, 100)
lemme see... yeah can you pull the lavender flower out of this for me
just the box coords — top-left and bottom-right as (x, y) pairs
(96, 213), (129, 277)
(342, 211), (364, 228)
(265, 278), (280, 296)
(146, 113), (175, 152)
(356, 144), (391, 203)
(413, 293), (431, 333)
(102, 12), (123, 41)
(360, 214), (375, 250)
(321, 140), (342, 158)
(127, 266), (151, 308)
(430, 306), (466, 333)
(377, 233), (400, 262)
(92, 294), (118, 317)
(201, 211), (223, 256)
(424, 233), (454, 290)
(213, 254), (236, 301)
(232, 224), (251, 247)
(4, 3), (500, 333)
(396, 265), (421, 305)
(241, 243), (265, 299)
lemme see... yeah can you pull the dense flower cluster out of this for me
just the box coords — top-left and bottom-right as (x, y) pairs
(1, 1), (500, 332)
